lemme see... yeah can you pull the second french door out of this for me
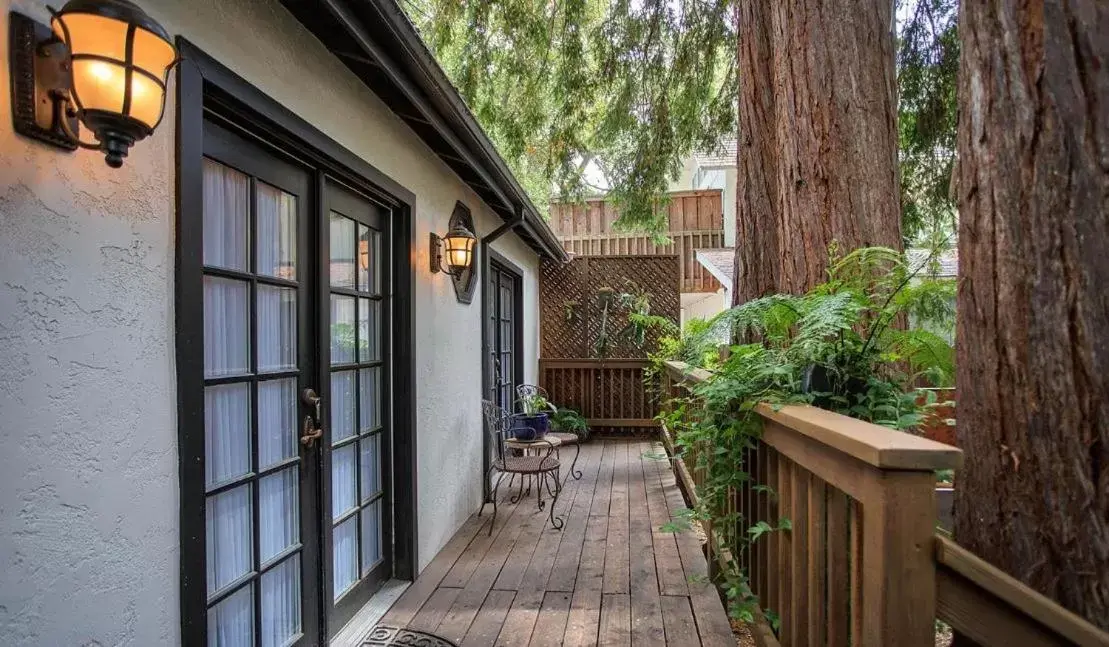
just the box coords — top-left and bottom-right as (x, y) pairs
(323, 183), (391, 629)
(487, 259), (522, 412)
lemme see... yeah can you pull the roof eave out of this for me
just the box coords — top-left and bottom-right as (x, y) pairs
(279, 0), (569, 263)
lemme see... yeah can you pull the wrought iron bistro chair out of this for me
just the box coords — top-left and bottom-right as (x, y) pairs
(480, 400), (563, 535)
(516, 384), (583, 480)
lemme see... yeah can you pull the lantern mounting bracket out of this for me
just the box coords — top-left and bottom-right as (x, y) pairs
(9, 11), (81, 151)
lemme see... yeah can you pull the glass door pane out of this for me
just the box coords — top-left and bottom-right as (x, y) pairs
(200, 148), (313, 647)
(324, 184), (389, 629)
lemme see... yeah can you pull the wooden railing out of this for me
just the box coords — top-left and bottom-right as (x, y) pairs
(661, 360), (1109, 647)
(539, 358), (659, 434)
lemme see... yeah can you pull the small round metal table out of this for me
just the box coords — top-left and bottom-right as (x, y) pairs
(505, 435), (562, 453)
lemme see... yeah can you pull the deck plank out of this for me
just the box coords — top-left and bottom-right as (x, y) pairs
(528, 591), (573, 647)
(546, 443), (605, 592)
(599, 593), (632, 647)
(562, 587), (602, 647)
(651, 442), (735, 647)
(575, 442), (615, 593)
(603, 442), (631, 594)
(629, 442), (666, 645)
(378, 440), (735, 647)
(660, 594), (700, 646)
(407, 587), (462, 634)
(499, 444), (598, 646)
(461, 590), (516, 647)
(378, 514), (485, 627)
(645, 442), (688, 597)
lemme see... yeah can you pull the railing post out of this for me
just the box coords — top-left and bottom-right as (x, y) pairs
(858, 469), (938, 646)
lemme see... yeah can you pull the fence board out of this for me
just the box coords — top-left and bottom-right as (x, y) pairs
(540, 359), (659, 435)
(549, 189), (725, 294)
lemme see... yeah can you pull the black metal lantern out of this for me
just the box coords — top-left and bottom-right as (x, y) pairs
(9, 0), (177, 167)
(430, 222), (476, 277)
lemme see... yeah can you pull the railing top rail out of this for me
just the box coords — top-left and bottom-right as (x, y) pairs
(663, 360), (963, 472)
(935, 534), (1109, 646)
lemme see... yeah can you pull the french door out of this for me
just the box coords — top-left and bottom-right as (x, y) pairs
(323, 183), (391, 629)
(194, 120), (391, 646)
(487, 260), (522, 412)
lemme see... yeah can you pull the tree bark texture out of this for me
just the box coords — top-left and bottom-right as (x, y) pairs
(954, 0), (1109, 629)
(733, 0), (903, 304)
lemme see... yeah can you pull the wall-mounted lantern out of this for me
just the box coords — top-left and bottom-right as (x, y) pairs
(433, 202), (479, 304)
(9, 0), (177, 168)
(430, 222), (476, 277)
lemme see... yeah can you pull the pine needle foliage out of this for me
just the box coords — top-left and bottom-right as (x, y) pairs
(897, 0), (960, 243)
(401, 0), (737, 231)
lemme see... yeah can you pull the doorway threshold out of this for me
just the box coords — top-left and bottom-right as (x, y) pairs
(329, 579), (411, 647)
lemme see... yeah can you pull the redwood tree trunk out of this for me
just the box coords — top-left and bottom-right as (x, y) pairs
(734, 0), (902, 303)
(954, 0), (1109, 629)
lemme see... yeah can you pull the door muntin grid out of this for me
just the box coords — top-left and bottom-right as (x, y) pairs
(202, 155), (308, 647)
(327, 205), (387, 608)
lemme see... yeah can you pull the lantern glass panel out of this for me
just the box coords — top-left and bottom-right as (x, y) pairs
(70, 58), (126, 114)
(52, 13), (128, 61)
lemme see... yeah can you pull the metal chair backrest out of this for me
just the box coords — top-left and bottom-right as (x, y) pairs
(515, 384), (550, 413)
(481, 399), (513, 464)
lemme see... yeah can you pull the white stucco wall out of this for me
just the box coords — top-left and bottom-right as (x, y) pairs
(0, 0), (541, 644)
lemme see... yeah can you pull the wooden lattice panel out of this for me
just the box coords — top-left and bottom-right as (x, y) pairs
(540, 255), (680, 359)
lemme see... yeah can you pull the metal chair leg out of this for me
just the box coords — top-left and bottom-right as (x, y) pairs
(569, 442), (582, 480)
(487, 471), (506, 536)
(547, 469), (564, 530)
(510, 472), (526, 504)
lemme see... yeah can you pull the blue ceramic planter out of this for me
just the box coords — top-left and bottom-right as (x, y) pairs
(512, 413), (549, 441)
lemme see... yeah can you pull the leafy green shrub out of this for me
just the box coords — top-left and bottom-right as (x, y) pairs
(550, 408), (589, 442)
(652, 245), (956, 624)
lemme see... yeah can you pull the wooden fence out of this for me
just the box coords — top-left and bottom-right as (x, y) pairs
(549, 190), (725, 293)
(661, 360), (1109, 647)
(539, 359), (659, 435)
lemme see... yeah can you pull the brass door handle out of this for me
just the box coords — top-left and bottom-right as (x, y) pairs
(300, 388), (324, 448)
(301, 416), (323, 447)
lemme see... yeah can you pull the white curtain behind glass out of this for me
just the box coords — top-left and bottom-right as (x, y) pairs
(258, 285), (296, 373)
(203, 158), (248, 271)
(256, 182), (297, 279)
(203, 160), (301, 647)
(205, 384), (251, 488)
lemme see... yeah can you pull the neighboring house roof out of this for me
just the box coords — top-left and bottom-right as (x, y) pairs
(694, 248), (955, 295)
(694, 137), (738, 168)
(906, 248), (958, 278)
(278, 0), (569, 262)
(695, 248), (735, 291)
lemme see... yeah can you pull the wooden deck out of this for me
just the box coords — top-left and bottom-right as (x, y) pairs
(378, 440), (735, 646)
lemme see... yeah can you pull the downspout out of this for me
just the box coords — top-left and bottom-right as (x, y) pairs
(479, 205), (527, 502)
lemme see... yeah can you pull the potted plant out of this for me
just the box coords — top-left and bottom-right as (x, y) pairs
(513, 392), (554, 441)
(550, 408), (589, 442)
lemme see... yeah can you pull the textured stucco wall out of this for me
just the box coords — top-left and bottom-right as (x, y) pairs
(0, 0), (540, 644)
